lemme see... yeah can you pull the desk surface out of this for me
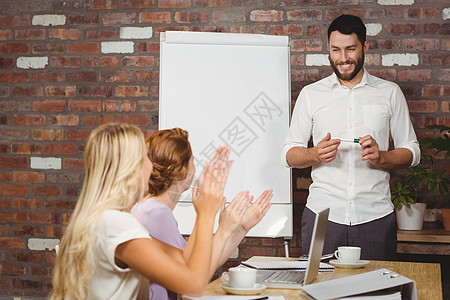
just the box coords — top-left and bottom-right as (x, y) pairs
(205, 256), (442, 300)
(398, 229), (450, 243)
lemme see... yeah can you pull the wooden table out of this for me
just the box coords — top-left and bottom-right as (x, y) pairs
(397, 229), (450, 255)
(205, 256), (442, 300)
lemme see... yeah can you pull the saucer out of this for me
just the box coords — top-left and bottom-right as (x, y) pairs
(221, 283), (267, 295)
(329, 259), (369, 269)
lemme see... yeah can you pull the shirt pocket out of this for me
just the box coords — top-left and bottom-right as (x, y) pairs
(362, 105), (388, 131)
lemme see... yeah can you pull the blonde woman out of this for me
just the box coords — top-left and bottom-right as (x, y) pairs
(50, 123), (231, 300)
(131, 128), (273, 300)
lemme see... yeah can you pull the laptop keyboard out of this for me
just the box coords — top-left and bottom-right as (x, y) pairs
(264, 270), (305, 284)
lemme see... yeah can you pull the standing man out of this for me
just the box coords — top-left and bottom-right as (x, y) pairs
(282, 14), (420, 260)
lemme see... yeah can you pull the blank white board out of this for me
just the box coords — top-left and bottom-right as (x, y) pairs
(159, 31), (292, 237)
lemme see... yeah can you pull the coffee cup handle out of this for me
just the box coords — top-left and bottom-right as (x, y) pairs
(334, 250), (340, 260)
(221, 271), (230, 284)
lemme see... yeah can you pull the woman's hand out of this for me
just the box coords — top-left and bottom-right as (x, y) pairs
(240, 189), (273, 232)
(217, 191), (252, 237)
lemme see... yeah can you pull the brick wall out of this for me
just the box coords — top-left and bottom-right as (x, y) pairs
(0, 0), (449, 297)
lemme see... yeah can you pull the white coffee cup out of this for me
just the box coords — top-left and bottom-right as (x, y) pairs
(221, 267), (257, 289)
(334, 246), (361, 264)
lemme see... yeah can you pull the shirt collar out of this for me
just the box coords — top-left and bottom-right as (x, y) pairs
(329, 68), (378, 90)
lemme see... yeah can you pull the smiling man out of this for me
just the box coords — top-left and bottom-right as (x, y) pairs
(282, 14), (420, 260)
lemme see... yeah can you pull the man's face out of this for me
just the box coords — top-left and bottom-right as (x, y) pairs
(328, 31), (367, 82)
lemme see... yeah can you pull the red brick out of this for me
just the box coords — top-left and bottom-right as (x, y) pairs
(85, 56), (119, 67)
(194, 0), (227, 7)
(136, 42), (160, 53)
(11, 143), (42, 155)
(268, 24), (302, 36)
(32, 43), (64, 54)
(88, 0), (118, 10)
(423, 23), (450, 35)
(0, 144), (9, 154)
(116, 114), (150, 126)
(103, 100), (136, 112)
(158, 0), (191, 8)
(12, 224), (43, 237)
(136, 71), (158, 82)
(369, 39), (401, 50)
(31, 72), (63, 82)
(100, 70), (134, 82)
(81, 114), (114, 126)
(44, 143), (77, 155)
(326, 8), (363, 21)
(14, 29), (45, 40)
(29, 212), (58, 224)
(46, 86), (76, 97)
(0, 86), (9, 97)
(49, 29), (81, 40)
(115, 86), (148, 97)
(291, 39), (322, 52)
(250, 10), (283, 22)
(15, 251), (43, 263)
(12, 278), (43, 290)
(50, 57), (83, 68)
(385, 23), (421, 36)
(421, 54), (450, 66)
(122, 0), (155, 9)
(0, 30), (13, 40)
(438, 69), (450, 81)
(0, 171), (12, 182)
(13, 171), (44, 184)
(79, 86), (112, 97)
(367, 69), (396, 82)
(239, 246), (276, 259)
(0, 115), (8, 126)
(0, 129), (29, 140)
(122, 56), (154, 67)
(102, 12), (136, 25)
(0, 184), (28, 196)
(45, 200), (77, 211)
(32, 129), (64, 141)
(68, 14), (100, 25)
(66, 71), (97, 82)
(407, 100), (438, 113)
(212, 11), (245, 22)
(2, 264), (26, 275)
(85, 30), (117, 40)
(46, 226), (64, 238)
(0, 57), (19, 69)
(0, 16), (30, 27)
(306, 24), (327, 36)
(32, 185), (61, 197)
(151, 86), (158, 98)
(0, 72), (29, 83)
(33, 100), (66, 112)
(139, 12), (172, 23)
(230, 25), (266, 34)
(287, 9), (322, 21)
(13, 115), (45, 126)
(291, 69), (320, 82)
(67, 42), (99, 54)
(363, 8), (386, 20)
(29, 265), (52, 276)
(47, 115), (79, 126)
(12, 86), (43, 97)
(403, 38), (440, 51)
(63, 158), (85, 170)
(155, 26), (189, 35)
(174, 11), (208, 23)
(422, 85), (447, 98)
(398, 69), (432, 82)
(68, 100), (101, 112)
(138, 100), (158, 112)
(65, 129), (91, 141)
(405, 8), (440, 19)
(0, 224), (9, 235)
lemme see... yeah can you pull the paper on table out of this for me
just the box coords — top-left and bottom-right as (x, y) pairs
(242, 260), (334, 271)
(182, 296), (285, 300)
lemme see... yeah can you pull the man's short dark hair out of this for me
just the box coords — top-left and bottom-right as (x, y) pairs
(327, 14), (366, 46)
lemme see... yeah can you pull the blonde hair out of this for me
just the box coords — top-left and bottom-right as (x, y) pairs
(146, 128), (192, 196)
(50, 123), (147, 300)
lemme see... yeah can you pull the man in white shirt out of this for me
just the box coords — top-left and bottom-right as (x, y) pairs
(282, 14), (420, 260)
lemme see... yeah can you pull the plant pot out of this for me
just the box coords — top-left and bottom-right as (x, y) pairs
(442, 208), (450, 231)
(395, 203), (426, 230)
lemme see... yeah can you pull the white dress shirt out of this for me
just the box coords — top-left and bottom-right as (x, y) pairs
(282, 69), (420, 225)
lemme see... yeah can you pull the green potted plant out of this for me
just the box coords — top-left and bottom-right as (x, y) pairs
(391, 125), (450, 230)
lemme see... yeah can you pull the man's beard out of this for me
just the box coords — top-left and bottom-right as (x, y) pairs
(329, 52), (364, 82)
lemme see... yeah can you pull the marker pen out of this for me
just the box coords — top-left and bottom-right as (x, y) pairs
(334, 137), (360, 143)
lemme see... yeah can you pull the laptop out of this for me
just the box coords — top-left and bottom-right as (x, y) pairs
(242, 207), (331, 289)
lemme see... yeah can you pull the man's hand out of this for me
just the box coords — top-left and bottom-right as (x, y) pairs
(317, 132), (340, 163)
(359, 135), (381, 165)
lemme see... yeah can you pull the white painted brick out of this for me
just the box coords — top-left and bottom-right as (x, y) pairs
(120, 27), (153, 39)
(366, 23), (382, 36)
(16, 56), (48, 69)
(443, 8), (450, 20)
(32, 14), (66, 26)
(382, 53), (419, 66)
(28, 238), (60, 251)
(377, 0), (414, 4)
(305, 54), (330, 66)
(101, 41), (134, 54)
(31, 157), (61, 170)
